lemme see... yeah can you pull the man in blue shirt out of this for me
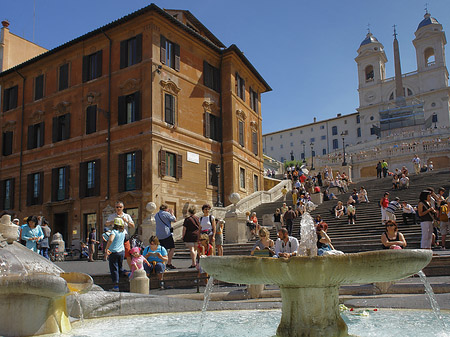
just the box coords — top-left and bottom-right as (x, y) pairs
(155, 204), (177, 269)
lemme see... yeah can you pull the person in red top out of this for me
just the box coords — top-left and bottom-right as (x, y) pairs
(299, 174), (307, 184)
(380, 192), (390, 224)
(196, 233), (213, 278)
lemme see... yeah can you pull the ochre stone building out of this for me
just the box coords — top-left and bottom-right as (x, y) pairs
(0, 4), (271, 246)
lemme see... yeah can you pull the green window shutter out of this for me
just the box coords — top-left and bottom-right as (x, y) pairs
(159, 150), (166, 177)
(118, 95), (126, 125)
(135, 34), (143, 64)
(160, 35), (166, 64)
(174, 43), (180, 71)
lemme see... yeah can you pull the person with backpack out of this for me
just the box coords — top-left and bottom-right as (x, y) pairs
(200, 204), (216, 248)
(438, 200), (449, 249)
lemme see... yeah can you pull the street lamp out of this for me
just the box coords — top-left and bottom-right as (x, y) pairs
(215, 165), (222, 207)
(310, 142), (315, 170)
(302, 143), (306, 164)
(341, 131), (347, 166)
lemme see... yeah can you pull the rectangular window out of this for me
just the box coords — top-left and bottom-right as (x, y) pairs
(27, 122), (45, 149)
(51, 166), (69, 202)
(280, 144), (283, 149)
(160, 35), (180, 71)
(3, 85), (18, 112)
(270, 146), (273, 151)
(239, 167), (246, 189)
(203, 61), (220, 92)
(59, 63), (69, 91)
(357, 127), (362, 138)
(159, 150), (182, 179)
(332, 139), (339, 149)
(86, 105), (97, 134)
(34, 74), (44, 100)
(321, 135), (326, 140)
(320, 125), (325, 129)
(252, 131), (258, 156)
(2, 131), (13, 156)
(120, 34), (142, 69)
(332, 126), (338, 136)
(301, 153), (305, 159)
(163, 93), (175, 125)
(52, 113), (70, 142)
(118, 151), (142, 192)
(253, 175), (259, 192)
(1, 178), (15, 210)
(323, 149), (326, 155)
(236, 72), (245, 101)
(356, 115), (360, 124)
(27, 172), (43, 206)
(209, 163), (218, 187)
(310, 137), (315, 142)
(79, 159), (100, 198)
(205, 113), (221, 141)
(238, 120), (244, 147)
(82, 50), (102, 82)
(118, 92), (141, 125)
(290, 142), (294, 147)
(250, 87), (258, 112)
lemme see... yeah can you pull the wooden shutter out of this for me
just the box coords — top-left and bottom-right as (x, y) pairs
(38, 171), (44, 205)
(52, 116), (58, 142)
(239, 121), (244, 147)
(94, 159), (101, 196)
(120, 39), (128, 69)
(159, 150), (166, 177)
(174, 43), (180, 71)
(252, 132), (258, 156)
(79, 162), (87, 198)
(135, 150), (142, 190)
(9, 178), (15, 210)
(136, 34), (142, 64)
(11, 86), (18, 110)
(134, 91), (141, 121)
(59, 63), (69, 90)
(86, 106), (96, 134)
(96, 50), (103, 79)
(64, 113), (71, 140)
(0, 180), (4, 210)
(164, 94), (174, 124)
(235, 73), (240, 97)
(64, 166), (70, 199)
(3, 89), (8, 112)
(118, 153), (125, 193)
(176, 154), (182, 179)
(249, 87), (254, 110)
(3, 131), (13, 156)
(160, 35), (166, 64)
(26, 174), (33, 206)
(51, 168), (58, 202)
(39, 122), (45, 147)
(204, 112), (210, 138)
(27, 125), (34, 150)
(118, 95), (126, 125)
(214, 66), (221, 92)
(35, 75), (44, 100)
(242, 78), (246, 101)
(82, 55), (89, 83)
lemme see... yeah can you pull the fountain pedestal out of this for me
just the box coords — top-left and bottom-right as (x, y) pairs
(200, 250), (432, 337)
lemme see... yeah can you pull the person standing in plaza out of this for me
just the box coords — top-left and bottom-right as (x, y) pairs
(106, 201), (135, 270)
(182, 206), (201, 268)
(376, 161), (382, 179)
(283, 206), (296, 236)
(412, 155), (421, 175)
(21, 216), (44, 253)
(281, 186), (288, 201)
(381, 160), (389, 178)
(418, 190), (436, 249)
(438, 200), (449, 249)
(105, 218), (126, 292)
(380, 192), (390, 224)
(86, 227), (99, 262)
(39, 219), (51, 259)
(155, 204), (177, 269)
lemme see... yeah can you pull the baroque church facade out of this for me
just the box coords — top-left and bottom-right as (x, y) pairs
(263, 12), (449, 169)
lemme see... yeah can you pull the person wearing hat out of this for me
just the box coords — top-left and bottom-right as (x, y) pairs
(21, 215), (44, 253)
(129, 246), (150, 279)
(104, 217), (126, 291)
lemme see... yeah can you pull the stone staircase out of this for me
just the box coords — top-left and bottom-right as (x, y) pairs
(173, 170), (450, 275)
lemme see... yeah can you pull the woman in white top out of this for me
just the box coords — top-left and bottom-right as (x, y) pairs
(358, 186), (369, 203)
(200, 204), (216, 244)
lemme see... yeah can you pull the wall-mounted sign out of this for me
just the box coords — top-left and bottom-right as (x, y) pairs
(187, 151), (199, 164)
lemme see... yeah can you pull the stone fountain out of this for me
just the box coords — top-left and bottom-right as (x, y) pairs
(0, 215), (93, 337)
(200, 203), (432, 337)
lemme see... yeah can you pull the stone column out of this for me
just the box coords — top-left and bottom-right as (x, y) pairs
(224, 193), (248, 244)
(130, 269), (149, 294)
(141, 202), (156, 246)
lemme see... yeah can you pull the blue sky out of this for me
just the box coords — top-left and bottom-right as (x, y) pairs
(3, 1), (450, 134)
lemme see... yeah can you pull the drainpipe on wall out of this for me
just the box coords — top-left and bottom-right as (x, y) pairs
(15, 70), (25, 211)
(101, 29), (112, 200)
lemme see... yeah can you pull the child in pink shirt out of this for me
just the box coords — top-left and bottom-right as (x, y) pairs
(129, 247), (150, 279)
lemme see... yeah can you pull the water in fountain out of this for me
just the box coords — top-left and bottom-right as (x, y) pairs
(198, 276), (215, 336)
(298, 201), (317, 256)
(417, 270), (448, 332)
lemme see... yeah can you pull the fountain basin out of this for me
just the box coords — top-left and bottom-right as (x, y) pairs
(200, 250), (432, 337)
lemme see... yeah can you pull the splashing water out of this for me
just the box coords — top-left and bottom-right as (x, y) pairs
(298, 211), (317, 257)
(417, 270), (448, 332)
(69, 292), (84, 322)
(198, 276), (215, 336)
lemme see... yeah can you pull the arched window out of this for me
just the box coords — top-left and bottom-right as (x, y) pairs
(365, 65), (374, 82)
(424, 47), (435, 66)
